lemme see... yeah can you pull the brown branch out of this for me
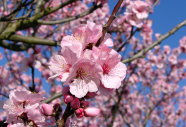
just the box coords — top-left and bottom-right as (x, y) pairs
(38, 4), (102, 25)
(0, 0), (77, 38)
(122, 19), (186, 64)
(58, 104), (74, 127)
(0, 40), (29, 51)
(0, 34), (59, 46)
(96, 0), (124, 46)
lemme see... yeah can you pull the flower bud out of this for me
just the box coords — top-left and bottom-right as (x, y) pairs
(75, 108), (84, 115)
(81, 101), (89, 108)
(76, 112), (84, 118)
(85, 92), (97, 99)
(41, 103), (53, 116)
(70, 98), (80, 109)
(64, 95), (74, 104)
(84, 107), (101, 117)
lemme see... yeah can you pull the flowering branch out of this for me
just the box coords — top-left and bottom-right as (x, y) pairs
(122, 19), (186, 64)
(96, 0), (124, 46)
(37, 4), (102, 25)
(42, 93), (63, 104)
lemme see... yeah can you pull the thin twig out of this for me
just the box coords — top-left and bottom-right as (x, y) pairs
(38, 4), (102, 25)
(122, 19), (186, 64)
(96, 0), (124, 46)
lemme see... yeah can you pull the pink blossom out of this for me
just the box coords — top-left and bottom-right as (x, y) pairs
(0, 52), (3, 60)
(0, 66), (10, 86)
(168, 54), (177, 64)
(163, 45), (171, 55)
(92, 45), (127, 89)
(3, 90), (45, 126)
(72, 21), (102, 46)
(66, 59), (102, 98)
(48, 54), (71, 81)
(124, 0), (150, 27)
(179, 36), (186, 53)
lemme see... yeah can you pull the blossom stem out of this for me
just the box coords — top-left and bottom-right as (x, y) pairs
(37, 4), (102, 25)
(96, 0), (124, 46)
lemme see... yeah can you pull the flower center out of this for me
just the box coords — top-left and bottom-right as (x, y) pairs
(102, 64), (110, 74)
(76, 68), (87, 79)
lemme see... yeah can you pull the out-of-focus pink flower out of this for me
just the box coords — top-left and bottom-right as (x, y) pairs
(163, 45), (171, 55)
(179, 36), (186, 53)
(3, 90), (45, 126)
(84, 107), (101, 117)
(0, 66), (10, 86)
(8, 123), (29, 127)
(168, 55), (177, 65)
(41, 103), (53, 116)
(0, 52), (3, 60)
(124, 0), (150, 27)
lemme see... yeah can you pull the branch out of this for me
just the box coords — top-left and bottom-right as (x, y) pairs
(0, 40), (29, 51)
(37, 4), (102, 25)
(122, 19), (186, 64)
(0, 34), (59, 46)
(0, 0), (77, 38)
(96, 0), (124, 46)
(42, 93), (62, 104)
(43, 0), (77, 16)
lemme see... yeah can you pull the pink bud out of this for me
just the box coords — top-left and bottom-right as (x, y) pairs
(85, 92), (97, 99)
(84, 107), (101, 117)
(70, 98), (80, 109)
(41, 103), (53, 116)
(64, 95), (74, 104)
(75, 108), (84, 115)
(77, 112), (84, 118)
(81, 101), (89, 108)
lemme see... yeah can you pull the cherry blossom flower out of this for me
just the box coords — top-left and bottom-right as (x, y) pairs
(66, 59), (102, 98)
(3, 90), (45, 126)
(92, 45), (127, 89)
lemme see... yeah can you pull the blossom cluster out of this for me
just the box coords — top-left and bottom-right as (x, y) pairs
(3, 90), (46, 127)
(124, 0), (150, 28)
(48, 21), (127, 98)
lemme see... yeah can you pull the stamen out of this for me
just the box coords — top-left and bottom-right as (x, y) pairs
(102, 64), (110, 74)
(76, 68), (87, 79)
